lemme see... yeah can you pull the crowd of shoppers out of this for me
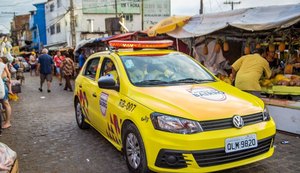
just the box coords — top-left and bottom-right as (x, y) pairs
(0, 47), (80, 131)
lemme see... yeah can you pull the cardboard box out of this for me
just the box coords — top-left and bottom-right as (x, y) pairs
(10, 159), (19, 173)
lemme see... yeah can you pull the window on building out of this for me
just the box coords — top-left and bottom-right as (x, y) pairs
(125, 14), (133, 22)
(50, 25), (55, 35)
(56, 22), (61, 33)
(57, 0), (62, 8)
(50, 3), (55, 12)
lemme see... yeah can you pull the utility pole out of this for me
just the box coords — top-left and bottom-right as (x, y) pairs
(70, 0), (76, 47)
(141, 0), (144, 30)
(200, 0), (203, 14)
(115, 0), (118, 17)
(224, 1), (241, 10)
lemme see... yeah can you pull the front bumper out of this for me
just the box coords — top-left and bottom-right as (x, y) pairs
(143, 120), (276, 173)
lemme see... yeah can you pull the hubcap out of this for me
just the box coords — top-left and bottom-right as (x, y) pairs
(76, 102), (83, 125)
(126, 133), (141, 169)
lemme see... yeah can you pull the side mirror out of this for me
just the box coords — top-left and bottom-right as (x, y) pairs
(98, 76), (119, 91)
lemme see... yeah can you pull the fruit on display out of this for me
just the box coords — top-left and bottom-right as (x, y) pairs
(255, 38), (261, 49)
(284, 64), (293, 74)
(255, 43), (261, 49)
(289, 75), (300, 86)
(214, 39), (221, 53)
(223, 37), (229, 52)
(278, 34), (286, 52)
(279, 42), (285, 52)
(261, 74), (300, 87)
(244, 46), (250, 55)
(268, 36), (275, 52)
(244, 38), (251, 55)
(218, 74), (232, 85)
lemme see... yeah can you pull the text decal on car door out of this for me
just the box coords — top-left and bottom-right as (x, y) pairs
(119, 99), (137, 112)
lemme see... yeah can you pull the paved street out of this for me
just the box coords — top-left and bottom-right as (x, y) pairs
(1, 72), (300, 173)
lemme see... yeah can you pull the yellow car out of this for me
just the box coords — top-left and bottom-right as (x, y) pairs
(74, 40), (276, 173)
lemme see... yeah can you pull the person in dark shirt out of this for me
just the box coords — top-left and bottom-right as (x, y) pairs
(37, 48), (54, 93)
(78, 49), (86, 69)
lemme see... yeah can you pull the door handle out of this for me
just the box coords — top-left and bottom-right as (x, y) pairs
(79, 85), (82, 88)
(92, 93), (97, 97)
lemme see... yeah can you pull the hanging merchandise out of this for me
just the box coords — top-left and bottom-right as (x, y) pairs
(223, 37), (229, 52)
(214, 38), (221, 53)
(255, 38), (261, 49)
(244, 38), (251, 55)
(269, 36), (275, 52)
(203, 40), (208, 55)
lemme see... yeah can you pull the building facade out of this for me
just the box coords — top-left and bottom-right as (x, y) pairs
(29, 3), (47, 52)
(10, 14), (32, 50)
(44, 0), (170, 49)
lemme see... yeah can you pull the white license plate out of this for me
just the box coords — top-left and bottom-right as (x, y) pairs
(225, 134), (258, 153)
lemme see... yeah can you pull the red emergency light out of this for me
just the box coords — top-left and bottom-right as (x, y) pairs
(108, 40), (174, 49)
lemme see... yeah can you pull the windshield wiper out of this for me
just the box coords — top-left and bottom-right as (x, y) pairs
(169, 78), (215, 84)
(135, 80), (169, 86)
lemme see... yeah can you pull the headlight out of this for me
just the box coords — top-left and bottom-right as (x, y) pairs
(263, 107), (271, 121)
(151, 112), (203, 134)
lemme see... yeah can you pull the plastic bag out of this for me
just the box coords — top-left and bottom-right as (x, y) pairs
(0, 142), (17, 172)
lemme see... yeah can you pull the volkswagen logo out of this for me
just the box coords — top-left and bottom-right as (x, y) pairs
(232, 115), (244, 128)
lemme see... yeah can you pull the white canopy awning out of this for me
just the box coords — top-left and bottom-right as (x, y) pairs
(168, 3), (300, 38)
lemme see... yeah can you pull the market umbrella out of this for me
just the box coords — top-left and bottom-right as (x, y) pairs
(147, 16), (191, 37)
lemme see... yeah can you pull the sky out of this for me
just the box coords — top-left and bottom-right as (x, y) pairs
(0, 0), (300, 33)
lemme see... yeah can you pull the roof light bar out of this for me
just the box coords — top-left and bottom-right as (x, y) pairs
(108, 40), (173, 49)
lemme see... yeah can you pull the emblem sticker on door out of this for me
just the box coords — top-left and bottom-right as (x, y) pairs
(100, 92), (109, 116)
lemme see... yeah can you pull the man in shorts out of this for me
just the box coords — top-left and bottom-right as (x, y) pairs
(37, 48), (54, 93)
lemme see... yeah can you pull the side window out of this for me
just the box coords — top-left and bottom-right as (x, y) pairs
(100, 58), (119, 84)
(83, 58), (100, 79)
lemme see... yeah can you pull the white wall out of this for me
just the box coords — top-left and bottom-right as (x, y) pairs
(44, 0), (169, 48)
(45, 0), (70, 47)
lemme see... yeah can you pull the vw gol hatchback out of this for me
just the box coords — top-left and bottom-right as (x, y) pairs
(74, 40), (276, 173)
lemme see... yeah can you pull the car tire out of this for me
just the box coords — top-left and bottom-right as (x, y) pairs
(122, 123), (149, 173)
(75, 99), (90, 129)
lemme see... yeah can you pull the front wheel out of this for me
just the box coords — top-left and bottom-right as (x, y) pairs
(75, 99), (90, 129)
(123, 123), (149, 173)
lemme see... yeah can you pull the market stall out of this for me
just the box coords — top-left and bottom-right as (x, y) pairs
(153, 4), (300, 135)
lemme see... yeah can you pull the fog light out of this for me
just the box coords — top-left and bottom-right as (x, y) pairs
(166, 155), (178, 165)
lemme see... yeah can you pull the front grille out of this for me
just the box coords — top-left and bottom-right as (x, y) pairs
(200, 112), (263, 131)
(155, 150), (191, 168)
(193, 136), (274, 167)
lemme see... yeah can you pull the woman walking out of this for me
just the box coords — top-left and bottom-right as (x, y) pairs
(61, 53), (75, 91)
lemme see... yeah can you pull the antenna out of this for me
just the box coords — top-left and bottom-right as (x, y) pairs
(223, 1), (241, 10)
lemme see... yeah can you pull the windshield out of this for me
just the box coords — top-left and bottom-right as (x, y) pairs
(121, 52), (215, 86)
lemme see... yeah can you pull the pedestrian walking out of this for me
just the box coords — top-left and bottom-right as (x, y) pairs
(61, 53), (75, 91)
(0, 56), (12, 129)
(37, 48), (54, 93)
(53, 50), (65, 86)
(29, 52), (38, 76)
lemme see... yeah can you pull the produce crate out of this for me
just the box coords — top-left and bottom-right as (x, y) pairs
(261, 86), (300, 95)
(261, 86), (273, 94)
(272, 86), (300, 95)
